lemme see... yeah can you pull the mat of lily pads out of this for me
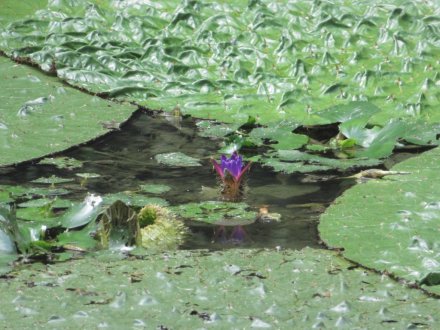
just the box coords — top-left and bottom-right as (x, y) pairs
(1, 0), (440, 171)
(0, 56), (136, 166)
(0, 247), (438, 329)
(320, 146), (440, 295)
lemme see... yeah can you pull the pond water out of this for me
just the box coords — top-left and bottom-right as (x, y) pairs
(0, 111), (354, 250)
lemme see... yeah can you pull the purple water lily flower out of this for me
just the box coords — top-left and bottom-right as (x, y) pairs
(211, 152), (251, 182)
(211, 152), (251, 201)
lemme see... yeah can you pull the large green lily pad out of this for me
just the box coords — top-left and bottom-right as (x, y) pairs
(0, 0), (47, 25)
(319, 146), (440, 295)
(0, 248), (438, 328)
(0, 56), (136, 166)
(1, 0), (440, 169)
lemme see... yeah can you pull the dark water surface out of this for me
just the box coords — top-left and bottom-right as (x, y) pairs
(0, 111), (353, 250)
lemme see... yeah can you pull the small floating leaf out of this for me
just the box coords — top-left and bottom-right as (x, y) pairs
(155, 152), (201, 167)
(18, 198), (71, 209)
(31, 175), (74, 185)
(103, 193), (168, 207)
(38, 157), (83, 170)
(171, 201), (257, 226)
(139, 184), (171, 195)
(75, 173), (101, 179)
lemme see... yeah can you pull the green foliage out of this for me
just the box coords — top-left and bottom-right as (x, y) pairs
(60, 194), (103, 229)
(155, 152), (202, 167)
(0, 57), (136, 167)
(97, 200), (141, 249)
(139, 184), (171, 195)
(31, 175), (74, 185)
(103, 192), (168, 207)
(38, 157), (83, 170)
(0, 0), (47, 25)
(320, 146), (440, 295)
(138, 205), (157, 227)
(1, 0), (440, 170)
(140, 205), (186, 250)
(0, 248), (438, 328)
(171, 201), (257, 225)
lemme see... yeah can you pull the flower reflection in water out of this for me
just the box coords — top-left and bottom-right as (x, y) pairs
(210, 152), (253, 244)
(213, 225), (247, 245)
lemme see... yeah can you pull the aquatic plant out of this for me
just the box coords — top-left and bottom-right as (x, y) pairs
(139, 205), (187, 250)
(211, 152), (251, 201)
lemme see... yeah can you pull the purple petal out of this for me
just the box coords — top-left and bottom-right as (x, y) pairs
(235, 161), (251, 182)
(211, 158), (225, 179)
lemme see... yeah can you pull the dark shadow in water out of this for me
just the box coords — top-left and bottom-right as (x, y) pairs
(0, 111), (354, 250)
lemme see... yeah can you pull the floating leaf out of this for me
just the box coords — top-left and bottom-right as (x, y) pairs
(18, 198), (71, 209)
(75, 173), (101, 179)
(38, 157), (83, 170)
(155, 152), (202, 167)
(56, 222), (98, 251)
(1, 1), (440, 170)
(31, 175), (74, 185)
(139, 184), (171, 195)
(320, 147), (440, 295)
(103, 193), (168, 208)
(0, 247), (438, 328)
(16, 206), (59, 223)
(171, 201), (257, 226)
(60, 194), (103, 229)
(0, 57), (135, 167)
(0, 207), (16, 254)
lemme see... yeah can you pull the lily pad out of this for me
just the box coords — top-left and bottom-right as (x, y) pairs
(60, 194), (103, 229)
(103, 193), (168, 208)
(155, 152), (202, 167)
(25, 187), (70, 197)
(31, 175), (73, 185)
(258, 150), (382, 174)
(75, 173), (101, 179)
(319, 146), (440, 295)
(38, 157), (83, 170)
(0, 247), (439, 328)
(139, 184), (171, 195)
(0, 57), (136, 167)
(18, 198), (71, 209)
(171, 201), (257, 226)
(2, 1), (440, 169)
(0, 208), (16, 254)
(56, 223), (98, 251)
(16, 206), (59, 223)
